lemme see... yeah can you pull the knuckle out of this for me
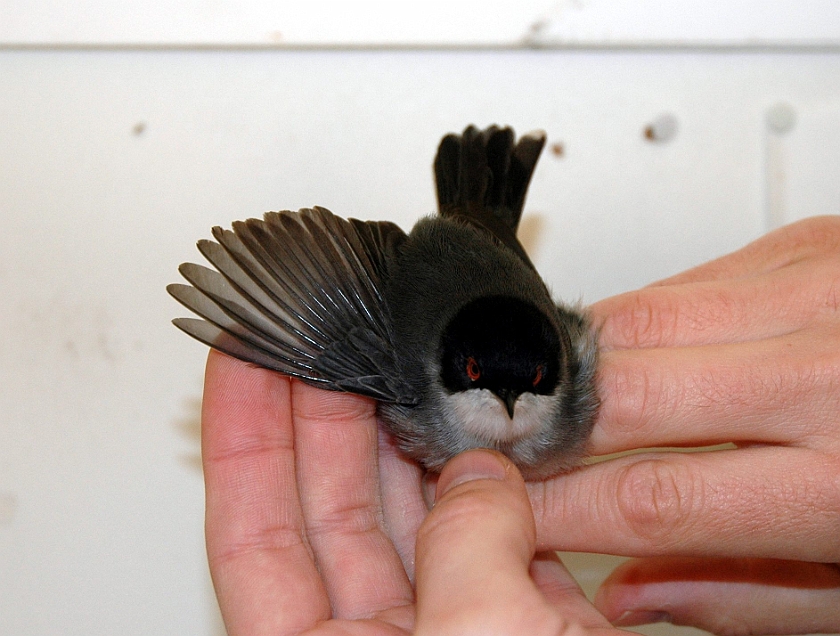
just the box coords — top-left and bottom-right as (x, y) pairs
(614, 458), (703, 545)
(417, 490), (509, 557)
(211, 524), (306, 567)
(291, 379), (376, 425)
(600, 284), (743, 350)
(600, 356), (671, 438)
(307, 495), (380, 540)
(422, 484), (534, 551)
(604, 290), (680, 349)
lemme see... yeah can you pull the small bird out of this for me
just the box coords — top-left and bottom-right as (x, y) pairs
(168, 125), (598, 480)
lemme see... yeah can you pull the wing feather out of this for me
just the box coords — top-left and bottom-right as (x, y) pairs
(169, 206), (414, 403)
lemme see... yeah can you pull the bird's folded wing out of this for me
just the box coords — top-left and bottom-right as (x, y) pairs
(168, 206), (416, 404)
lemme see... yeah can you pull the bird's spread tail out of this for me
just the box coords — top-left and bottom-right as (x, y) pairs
(434, 125), (546, 267)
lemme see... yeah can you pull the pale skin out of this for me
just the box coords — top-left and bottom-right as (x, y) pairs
(202, 216), (840, 635)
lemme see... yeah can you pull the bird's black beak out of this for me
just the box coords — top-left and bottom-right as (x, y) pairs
(494, 388), (520, 419)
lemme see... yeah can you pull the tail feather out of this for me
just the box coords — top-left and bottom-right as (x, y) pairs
(434, 125), (546, 231)
(506, 131), (546, 218)
(434, 124), (546, 267)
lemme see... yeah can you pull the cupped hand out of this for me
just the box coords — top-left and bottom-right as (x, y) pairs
(530, 216), (840, 633)
(202, 351), (630, 635)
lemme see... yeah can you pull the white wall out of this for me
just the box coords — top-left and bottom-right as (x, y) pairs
(1, 4), (839, 635)
(3, 0), (840, 46)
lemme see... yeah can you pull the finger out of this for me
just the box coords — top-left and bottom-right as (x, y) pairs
(591, 327), (840, 455)
(590, 252), (840, 351)
(202, 351), (329, 635)
(595, 557), (840, 635)
(529, 446), (840, 562)
(415, 452), (618, 634)
(529, 551), (616, 630)
(292, 380), (413, 620)
(414, 450), (561, 635)
(377, 426), (426, 582)
(648, 216), (840, 287)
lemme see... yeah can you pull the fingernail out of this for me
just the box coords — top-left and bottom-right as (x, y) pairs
(436, 451), (507, 502)
(421, 472), (438, 510)
(613, 610), (672, 627)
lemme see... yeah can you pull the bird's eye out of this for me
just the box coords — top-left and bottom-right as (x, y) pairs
(532, 364), (545, 387)
(466, 356), (481, 381)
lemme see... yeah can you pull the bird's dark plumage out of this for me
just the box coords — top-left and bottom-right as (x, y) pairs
(169, 125), (598, 479)
(435, 124), (545, 268)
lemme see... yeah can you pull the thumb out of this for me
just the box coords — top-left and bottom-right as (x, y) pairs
(413, 450), (550, 635)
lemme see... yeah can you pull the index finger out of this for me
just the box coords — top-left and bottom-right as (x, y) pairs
(590, 253), (839, 352)
(590, 216), (840, 352)
(650, 216), (840, 287)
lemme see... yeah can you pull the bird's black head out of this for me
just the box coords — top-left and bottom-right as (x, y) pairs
(439, 296), (562, 415)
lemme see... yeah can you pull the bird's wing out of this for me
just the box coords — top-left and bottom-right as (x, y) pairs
(168, 206), (417, 404)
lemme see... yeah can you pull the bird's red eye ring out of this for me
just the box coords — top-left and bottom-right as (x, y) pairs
(533, 364), (545, 387)
(466, 356), (481, 381)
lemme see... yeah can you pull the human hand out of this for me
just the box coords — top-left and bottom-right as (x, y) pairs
(201, 350), (631, 635)
(414, 449), (630, 635)
(529, 216), (840, 634)
(201, 349), (422, 635)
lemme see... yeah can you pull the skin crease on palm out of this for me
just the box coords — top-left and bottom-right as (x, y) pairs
(201, 216), (840, 636)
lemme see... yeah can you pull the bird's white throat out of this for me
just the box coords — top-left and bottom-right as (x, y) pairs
(446, 388), (555, 443)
